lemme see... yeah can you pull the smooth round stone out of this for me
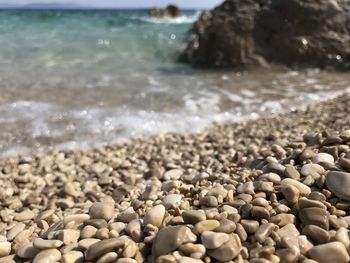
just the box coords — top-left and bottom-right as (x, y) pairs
(313, 153), (334, 164)
(58, 229), (80, 245)
(63, 214), (90, 226)
(301, 164), (325, 178)
(281, 179), (311, 196)
(143, 205), (165, 227)
(335, 227), (350, 249)
(201, 231), (229, 249)
(33, 238), (63, 250)
(276, 224), (300, 239)
(281, 185), (300, 204)
(240, 220), (259, 234)
(17, 243), (39, 259)
(200, 196), (218, 207)
(303, 225), (330, 244)
(116, 259), (137, 263)
(215, 219), (236, 233)
(96, 252), (118, 263)
(182, 210), (206, 224)
(207, 186), (228, 198)
(339, 158), (350, 172)
(80, 225), (98, 239)
(14, 210), (35, 221)
(33, 248), (62, 263)
(0, 254), (15, 263)
(178, 257), (203, 263)
(194, 220), (220, 234)
(255, 223), (277, 243)
(89, 202), (114, 221)
(62, 251), (84, 263)
(78, 238), (100, 250)
(36, 209), (55, 222)
(299, 207), (329, 230)
(298, 198), (326, 210)
(207, 234), (241, 262)
(152, 226), (196, 258)
(326, 171), (350, 201)
(308, 242), (350, 263)
(0, 242), (11, 257)
(285, 165), (300, 180)
(179, 243), (206, 257)
(85, 238), (125, 261)
(7, 223), (25, 241)
(163, 169), (183, 180)
(163, 194), (182, 209)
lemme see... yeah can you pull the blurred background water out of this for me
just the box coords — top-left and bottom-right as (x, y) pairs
(0, 9), (349, 157)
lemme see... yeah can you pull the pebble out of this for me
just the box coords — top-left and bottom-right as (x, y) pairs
(281, 178), (311, 196)
(299, 207), (329, 230)
(303, 225), (330, 244)
(308, 242), (350, 263)
(17, 243), (39, 259)
(58, 229), (80, 245)
(33, 248), (61, 263)
(313, 153), (334, 164)
(62, 251), (84, 263)
(33, 238), (63, 250)
(96, 252), (118, 263)
(285, 165), (300, 180)
(277, 224), (300, 238)
(207, 234), (241, 262)
(0, 242), (11, 258)
(325, 171), (350, 201)
(241, 220), (259, 234)
(89, 202), (114, 221)
(152, 226), (196, 258)
(7, 223), (25, 241)
(14, 210), (35, 221)
(143, 205), (165, 227)
(163, 194), (182, 209)
(85, 238), (125, 261)
(200, 231), (229, 249)
(182, 210), (206, 224)
(301, 164), (325, 178)
(78, 238), (100, 250)
(194, 220), (220, 234)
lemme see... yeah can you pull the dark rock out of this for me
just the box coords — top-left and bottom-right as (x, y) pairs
(148, 4), (181, 18)
(180, 0), (350, 69)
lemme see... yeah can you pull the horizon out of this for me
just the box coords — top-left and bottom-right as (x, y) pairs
(0, 0), (222, 9)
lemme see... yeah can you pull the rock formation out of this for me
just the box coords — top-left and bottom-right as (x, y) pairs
(148, 4), (181, 18)
(180, 0), (350, 69)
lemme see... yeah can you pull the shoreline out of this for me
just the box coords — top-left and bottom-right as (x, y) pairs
(0, 93), (350, 262)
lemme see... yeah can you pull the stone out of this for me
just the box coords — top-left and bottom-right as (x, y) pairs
(182, 210), (206, 224)
(0, 242), (11, 258)
(163, 194), (182, 209)
(335, 227), (350, 250)
(80, 225), (97, 239)
(281, 185), (300, 204)
(63, 214), (90, 226)
(285, 165), (300, 180)
(96, 252), (118, 263)
(152, 226), (196, 258)
(89, 202), (114, 221)
(14, 210), (35, 221)
(207, 234), (241, 262)
(240, 220), (259, 234)
(299, 207), (329, 230)
(58, 229), (80, 245)
(116, 259), (137, 263)
(277, 224), (300, 239)
(301, 164), (325, 178)
(33, 248), (61, 263)
(281, 179), (311, 196)
(308, 242), (350, 263)
(7, 223), (25, 241)
(200, 231), (229, 249)
(33, 238), (63, 250)
(255, 223), (277, 243)
(143, 205), (165, 227)
(85, 238), (125, 261)
(313, 153), (334, 164)
(17, 243), (39, 259)
(194, 220), (220, 234)
(326, 171), (350, 201)
(303, 225), (330, 244)
(78, 238), (100, 250)
(62, 251), (84, 263)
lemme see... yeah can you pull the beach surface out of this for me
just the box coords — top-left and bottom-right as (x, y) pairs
(0, 92), (350, 262)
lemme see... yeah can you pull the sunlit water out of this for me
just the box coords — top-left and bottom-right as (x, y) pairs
(1, 9), (350, 157)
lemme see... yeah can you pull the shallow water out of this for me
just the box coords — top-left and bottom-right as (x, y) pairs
(1, 9), (350, 157)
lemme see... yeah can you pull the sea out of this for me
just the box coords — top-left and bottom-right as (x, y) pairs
(0, 9), (350, 157)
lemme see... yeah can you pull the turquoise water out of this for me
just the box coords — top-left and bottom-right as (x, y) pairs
(1, 9), (350, 157)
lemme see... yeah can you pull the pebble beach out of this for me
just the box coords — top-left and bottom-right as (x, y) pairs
(0, 92), (349, 263)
